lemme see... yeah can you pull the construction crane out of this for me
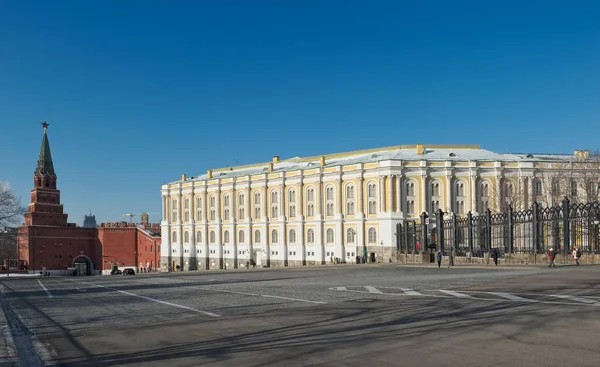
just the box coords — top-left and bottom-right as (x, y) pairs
(123, 213), (138, 223)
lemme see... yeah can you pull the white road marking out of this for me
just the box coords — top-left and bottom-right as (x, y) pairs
(487, 292), (538, 303)
(439, 290), (475, 299)
(79, 282), (221, 317)
(549, 294), (599, 305)
(329, 287), (348, 291)
(37, 280), (53, 298)
(400, 288), (423, 296)
(148, 277), (328, 304)
(365, 286), (383, 294)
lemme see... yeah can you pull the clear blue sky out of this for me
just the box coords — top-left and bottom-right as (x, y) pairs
(1, 1), (599, 225)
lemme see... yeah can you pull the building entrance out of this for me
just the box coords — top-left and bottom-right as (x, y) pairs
(72, 255), (92, 276)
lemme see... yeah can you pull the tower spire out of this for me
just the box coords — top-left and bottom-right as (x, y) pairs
(35, 121), (56, 177)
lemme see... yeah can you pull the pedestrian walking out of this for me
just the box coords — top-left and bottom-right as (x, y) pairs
(435, 251), (442, 268)
(547, 248), (557, 268)
(573, 246), (581, 266)
(492, 248), (499, 266)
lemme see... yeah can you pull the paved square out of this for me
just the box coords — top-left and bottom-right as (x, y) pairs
(2, 264), (600, 366)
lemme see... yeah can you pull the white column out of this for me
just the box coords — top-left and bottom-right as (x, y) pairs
(527, 176), (534, 208)
(395, 175), (401, 213)
(470, 175), (477, 213)
(215, 182), (222, 268)
(446, 175), (452, 213)
(495, 176), (502, 211)
(357, 176), (364, 215)
(335, 177), (343, 259)
(387, 174), (393, 213)
(316, 175), (324, 263)
(280, 182), (286, 265)
(379, 176), (385, 213)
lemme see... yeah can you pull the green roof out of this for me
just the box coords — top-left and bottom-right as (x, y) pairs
(34, 129), (56, 177)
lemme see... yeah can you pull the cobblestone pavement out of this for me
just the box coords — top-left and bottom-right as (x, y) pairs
(1, 264), (600, 366)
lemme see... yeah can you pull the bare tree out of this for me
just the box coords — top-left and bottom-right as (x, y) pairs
(0, 183), (26, 273)
(489, 176), (528, 212)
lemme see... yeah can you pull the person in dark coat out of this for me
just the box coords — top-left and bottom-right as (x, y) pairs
(547, 248), (557, 268)
(492, 248), (499, 266)
(435, 251), (442, 268)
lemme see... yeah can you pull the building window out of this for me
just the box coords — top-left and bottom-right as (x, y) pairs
(271, 191), (279, 218)
(455, 181), (466, 214)
(254, 230), (261, 243)
(271, 229), (278, 244)
(307, 187), (315, 217)
(171, 198), (178, 222)
(196, 231), (202, 243)
(238, 193), (245, 219)
(368, 228), (377, 244)
(210, 231), (215, 244)
(288, 190), (296, 218)
(289, 229), (296, 243)
(571, 181), (578, 197)
(429, 180), (441, 214)
(325, 186), (335, 216)
(223, 194), (230, 220)
(307, 229), (315, 243)
(239, 230), (245, 243)
(367, 182), (377, 215)
(326, 228), (334, 243)
(223, 230), (230, 244)
(254, 192), (261, 219)
(209, 195), (216, 221)
(406, 182), (415, 197)
(196, 197), (203, 221)
(345, 185), (355, 216)
(347, 228), (355, 243)
(479, 181), (490, 212)
(534, 180), (543, 196)
(172, 231), (177, 243)
(184, 197), (190, 221)
(184, 231), (189, 243)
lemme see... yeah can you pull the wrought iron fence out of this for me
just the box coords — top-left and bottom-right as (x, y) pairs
(405, 198), (600, 256)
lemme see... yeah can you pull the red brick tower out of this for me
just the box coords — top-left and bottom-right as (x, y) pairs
(23, 122), (69, 227)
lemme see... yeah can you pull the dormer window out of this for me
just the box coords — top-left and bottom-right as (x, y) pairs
(448, 153), (456, 157)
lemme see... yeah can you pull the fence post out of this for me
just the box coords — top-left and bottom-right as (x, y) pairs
(467, 211), (474, 255)
(436, 209), (445, 254)
(396, 223), (401, 252)
(531, 202), (539, 253)
(452, 213), (458, 253)
(420, 212), (428, 254)
(486, 209), (492, 253)
(563, 197), (570, 255)
(412, 221), (417, 253)
(403, 221), (410, 253)
(507, 205), (514, 254)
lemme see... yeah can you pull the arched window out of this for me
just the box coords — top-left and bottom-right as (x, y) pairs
(307, 187), (315, 217)
(210, 231), (215, 244)
(368, 227), (377, 244)
(184, 231), (189, 243)
(184, 197), (190, 221)
(196, 231), (202, 243)
(288, 189), (296, 218)
(325, 186), (335, 216)
(345, 184), (355, 215)
(347, 228), (356, 243)
(223, 230), (230, 244)
(172, 231), (177, 243)
(367, 182), (377, 215)
(223, 194), (230, 220)
(326, 228), (334, 243)
(254, 192), (261, 218)
(289, 229), (296, 243)
(478, 180), (490, 212)
(196, 197), (203, 221)
(271, 229), (278, 244)
(405, 180), (416, 215)
(171, 198), (178, 222)
(254, 230), (261, 243)
(534, 179), (543, 196)
(238, 230), (245, 243)
(307, 229), (315, 243)
(429, 180), (441, 214)
(271, 190), (279, 217)
(209, 195), (216, 221)
(346, 185), (355, 199)
(238, 193), (245, 219)
(455, 180), (466, 215)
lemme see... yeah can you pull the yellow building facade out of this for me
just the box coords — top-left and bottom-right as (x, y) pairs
(160, 144), (591, 271)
